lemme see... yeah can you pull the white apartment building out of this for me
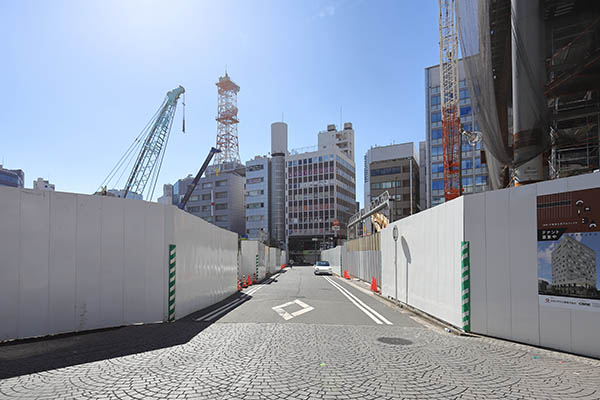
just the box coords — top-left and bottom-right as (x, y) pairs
(33, 178), (55, 191)
(552, 235), (597, 289)
(245, 156), (270, 240)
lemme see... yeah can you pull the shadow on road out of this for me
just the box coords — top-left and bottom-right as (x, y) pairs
(0, 273), (283, 379)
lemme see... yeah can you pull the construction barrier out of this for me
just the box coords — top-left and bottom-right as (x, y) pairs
(0, 186), (237, 341)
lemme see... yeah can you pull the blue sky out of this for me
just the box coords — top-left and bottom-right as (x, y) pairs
(1, 0), (439, 204)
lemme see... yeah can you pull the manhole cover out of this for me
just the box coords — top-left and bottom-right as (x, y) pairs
(377, 337), (413, 346)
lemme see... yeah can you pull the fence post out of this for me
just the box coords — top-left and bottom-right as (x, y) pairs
(168, 244), (176, 322)
(461, 241), (470, 332)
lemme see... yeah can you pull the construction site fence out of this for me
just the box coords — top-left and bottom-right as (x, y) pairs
(0, 186), (238, 341)
(240, 241), (282, 283)
(321, 232), (382, 286)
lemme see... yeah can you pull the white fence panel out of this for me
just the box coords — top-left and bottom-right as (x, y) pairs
(381, 197), (464, 328)
(465, 173), (600, 358)
(173, 208), (237, 319)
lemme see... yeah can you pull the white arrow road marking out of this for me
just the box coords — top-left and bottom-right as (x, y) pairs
(272, 299), (314, 321)
(323, 276), (393, 325)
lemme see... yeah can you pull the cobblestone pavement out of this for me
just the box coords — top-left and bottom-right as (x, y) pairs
(2, 323), (600, 399)
(1, 268), (600, 399)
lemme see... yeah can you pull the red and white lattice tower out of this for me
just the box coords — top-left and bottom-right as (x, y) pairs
(214, 72), (241, 165)
(438, 0), (461, 201)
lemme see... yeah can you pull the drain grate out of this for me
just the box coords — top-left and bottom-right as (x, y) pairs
(377, 337), (413, 346)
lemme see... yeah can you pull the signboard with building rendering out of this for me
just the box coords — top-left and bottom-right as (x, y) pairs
(537, 188), (600, 311)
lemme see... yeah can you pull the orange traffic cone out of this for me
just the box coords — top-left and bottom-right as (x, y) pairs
(237, 280), (241, 291)
(281, 264), (285, 270)
(371, 277), (378, 293)
(242, 276), (247, 288)
(247, 275), (252, 286)
(253, 273), (257, 283)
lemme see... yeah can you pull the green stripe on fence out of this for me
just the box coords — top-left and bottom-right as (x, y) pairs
(461, 241), (470, 332)
(168, 244), (176, 322)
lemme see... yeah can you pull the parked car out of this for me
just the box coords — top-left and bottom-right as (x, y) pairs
(313, 261), (332, 275)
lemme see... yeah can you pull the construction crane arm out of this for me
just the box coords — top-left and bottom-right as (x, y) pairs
(123, 85), (185, 199)
(178, 147), (221, 210)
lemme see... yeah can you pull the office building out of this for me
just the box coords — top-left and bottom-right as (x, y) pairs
(364, 143), (419, 222)
(243, 122), (288, 245)
(174, 163), (246, 236)
(419, 141), (427, 211)
(425, 60), (490, 208)
(0, 165), (24, 188)
(245, 156), (270, 241)
(286, 123), (356, 263)
(33, 177), (55, 191)
(552, 235), (596, 290)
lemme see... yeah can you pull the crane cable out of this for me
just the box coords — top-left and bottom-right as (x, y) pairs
(97, 101), (164, 194)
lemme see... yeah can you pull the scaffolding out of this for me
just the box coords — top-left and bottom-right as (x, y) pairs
(456, 0), (600, 186)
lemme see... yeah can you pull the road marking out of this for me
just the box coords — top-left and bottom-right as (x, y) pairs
(323, 276), (393, 325)
(196, 273), (280, 322)
(272, 299), (314, 321)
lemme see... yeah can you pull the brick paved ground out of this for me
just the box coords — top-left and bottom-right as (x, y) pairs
(1, 268), (599, 399)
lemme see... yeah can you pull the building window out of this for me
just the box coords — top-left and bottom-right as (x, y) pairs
(215, 215), (227, 222)
(247, 164), (264, 172)
(247, 202), (264, 209)
(246, 189), (264, 196)
(215, 180), (227, 187)
(475, 157), (482, 168)
(476, 175), (487, 185)
(431, 128), (442, 140)
(431, 112), (442, 123)
(190, 195), (200, 201)
(202, 182), (213, 189)
(462, 176), (474, 187)
(460, 88), (469, 99)
(202, 194), (211, 200)
(431, 145), (442, 156)
(247, 215), (264, 222)
(432, 180), (444, 191)
(370, 166), (402, 177)
(188, 206), (200, 212)
(215, 191), (227, 199)
(460, 106), (472, 116)
(201, 205), (210, 212)
(432, 162), (443, 173)
(247, 177), (264, 184)
(431, 95), (441, 105)
(462, 159), (473, 170)
(215, 203), (227, 210)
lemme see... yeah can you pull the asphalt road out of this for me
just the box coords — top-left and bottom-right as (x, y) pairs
(1, 265), (600, 399)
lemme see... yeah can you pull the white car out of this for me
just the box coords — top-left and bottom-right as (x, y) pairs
(314, 261), (332, 275)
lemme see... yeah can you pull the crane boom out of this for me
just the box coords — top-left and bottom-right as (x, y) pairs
(178, 147), (221, 210)
(438, 0), (462, 201)
(123, 86), (185, 199)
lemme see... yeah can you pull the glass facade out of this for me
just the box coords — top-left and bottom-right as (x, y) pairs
(426, 64), (490, 207)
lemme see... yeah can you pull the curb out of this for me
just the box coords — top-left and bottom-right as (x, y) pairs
(333, 273), (475, 337)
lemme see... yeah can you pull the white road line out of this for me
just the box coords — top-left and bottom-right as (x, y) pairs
(272, 299), (314, 321)
(328, 277), (393, 325)
(323, 276), (392, 325)
(195, 273), (279, 322)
